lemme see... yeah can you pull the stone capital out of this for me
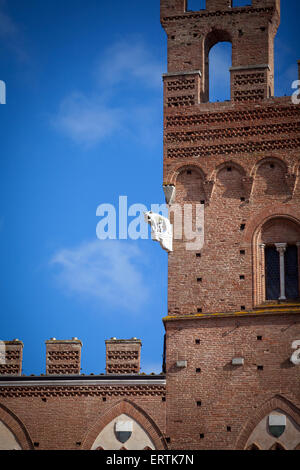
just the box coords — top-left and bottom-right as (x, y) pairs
(275, 243), (287, 254)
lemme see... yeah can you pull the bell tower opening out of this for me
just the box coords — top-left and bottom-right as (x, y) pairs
(232, 0), (251, 6)
(204, 29), (232, 102)
(187, 0), (206, 10)
(209, 41), (232, 102)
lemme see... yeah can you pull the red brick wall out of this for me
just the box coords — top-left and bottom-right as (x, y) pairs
(164, 313), (300, 449)
(0, 387), (166, 450)
(161, 0), (300, 451)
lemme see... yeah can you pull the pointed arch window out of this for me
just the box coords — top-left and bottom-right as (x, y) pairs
(253, 217), (300, 305)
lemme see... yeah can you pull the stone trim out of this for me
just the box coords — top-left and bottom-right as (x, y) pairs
(81, 399), (167, 450)
(163, 307), (300, 322)
(235, 395), (300, 450)
(230, 64), (270, 72)
(0, 403), (34, 450)
(162, 70), (201, 78)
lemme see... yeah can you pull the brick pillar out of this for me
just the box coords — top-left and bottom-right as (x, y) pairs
(45, 338), (82, 375)
(105, 338), (142, 374)
(163, 71), (201, 109)
(230, 65), (271, 103)
(0, 340), (23, 376)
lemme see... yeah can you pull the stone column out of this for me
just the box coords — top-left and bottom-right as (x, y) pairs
(275, 243), (287, 301)
(259, 244), (266, 304)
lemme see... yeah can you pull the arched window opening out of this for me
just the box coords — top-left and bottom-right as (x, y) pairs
(187, 0), (206, 11)
(253, 217), (300, 305)
(209, 42), (232, 102)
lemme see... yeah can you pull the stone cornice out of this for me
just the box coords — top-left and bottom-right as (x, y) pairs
(163, 304), (300, 323)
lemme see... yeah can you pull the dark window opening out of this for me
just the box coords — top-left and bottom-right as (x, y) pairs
(240, 224), (246, 231)
(240, 275), (245, 280)
(187, 0), (206, 11)
(265, 244), (299, 300)
(196, 368), (201, 373)
(241, 306), (246, 310)
(197, 401), (202, 407)
(265, 246), (280, 300)
(227, 426), (232, 432)
(257, 365), (264, 370)
(257, 336), (262, 341)
(285, 245), (299, 299)
(200, 433), (205, 439)
(240, 250), (245, 255)
(197, 278), (202, 282)
(195, 339), (200, 344)
(197, 308), (202, 313)
(196, 253), (201, 258)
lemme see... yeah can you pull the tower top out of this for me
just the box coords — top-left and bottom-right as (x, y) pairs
(161, 0), (280, 102)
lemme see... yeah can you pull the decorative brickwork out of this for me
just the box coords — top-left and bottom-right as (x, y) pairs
(165, 105), (300, 128)
(0, 341), (23, 376)
(0, 384), (166, 399)
(160, 0), (300, 450)
(0, 0), (299, 451)
(105, 339), (142, 375)
(45, 339), (82, 375)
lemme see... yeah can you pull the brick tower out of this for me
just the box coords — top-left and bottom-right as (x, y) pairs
(161, 0), (300, 450)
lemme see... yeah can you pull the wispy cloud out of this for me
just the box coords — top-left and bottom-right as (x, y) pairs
(52, 37), (163, 148)
(52, 92), (124, 148)
(96, 38), (163, 90)
(50, 239), (150, 313)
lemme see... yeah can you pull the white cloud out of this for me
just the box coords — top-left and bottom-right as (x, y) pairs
(96, 38), (163, 89)
(50, 239), (149, 313)
(52, 92), (124, 147)
(52, 37), (163, 148)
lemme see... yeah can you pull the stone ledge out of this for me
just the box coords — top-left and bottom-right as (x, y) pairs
(163, 304), (300, 322)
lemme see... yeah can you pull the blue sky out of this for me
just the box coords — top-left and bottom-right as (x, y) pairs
(0, 0), (299, 376)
